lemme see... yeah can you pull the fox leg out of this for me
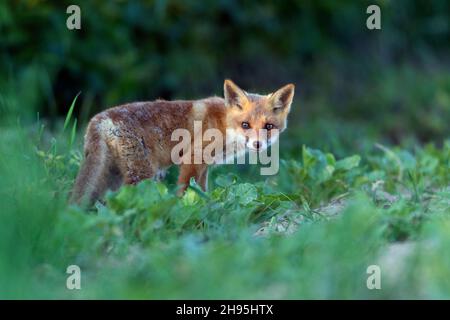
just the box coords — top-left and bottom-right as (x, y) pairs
(177, 164), (208, 195)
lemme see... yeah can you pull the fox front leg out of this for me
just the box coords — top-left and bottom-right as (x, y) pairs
(177, 164), (208, 195)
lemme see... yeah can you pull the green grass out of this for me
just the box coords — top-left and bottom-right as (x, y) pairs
(0, 109), (449, 299)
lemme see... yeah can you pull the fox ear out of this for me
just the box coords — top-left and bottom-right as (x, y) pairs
(269, 83), (295, 113)
(224, 79), (248, 109)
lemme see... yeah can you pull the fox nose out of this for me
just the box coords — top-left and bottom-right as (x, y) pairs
(253, 141), (261, 149)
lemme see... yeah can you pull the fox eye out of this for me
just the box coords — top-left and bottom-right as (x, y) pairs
(265, 123), (274, 130)
(241, 122), (250, 129)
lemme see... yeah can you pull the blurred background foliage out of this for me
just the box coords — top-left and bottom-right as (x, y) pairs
(1, 0), (449, 156)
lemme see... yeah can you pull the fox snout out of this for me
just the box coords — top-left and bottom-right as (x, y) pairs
(244, 129), (274, 151)
(247, 136), (266, 151)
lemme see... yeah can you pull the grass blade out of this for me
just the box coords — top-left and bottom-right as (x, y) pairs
(70, 118), (78, 147)
(63, 92), (81, 132)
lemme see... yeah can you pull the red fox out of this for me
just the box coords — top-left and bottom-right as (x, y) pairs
(70, 79), (295, 205)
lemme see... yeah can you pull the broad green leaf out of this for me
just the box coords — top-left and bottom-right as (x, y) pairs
(227, 183), (258, 206)
(335, 155), (361, 171)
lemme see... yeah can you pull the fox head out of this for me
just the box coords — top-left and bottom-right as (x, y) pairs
(223, 79), (295, 151)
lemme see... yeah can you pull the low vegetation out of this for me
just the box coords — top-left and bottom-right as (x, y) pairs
(0, 107), (448, 298)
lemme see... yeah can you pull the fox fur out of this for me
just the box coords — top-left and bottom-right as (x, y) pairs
(70, 79), (294, 205)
